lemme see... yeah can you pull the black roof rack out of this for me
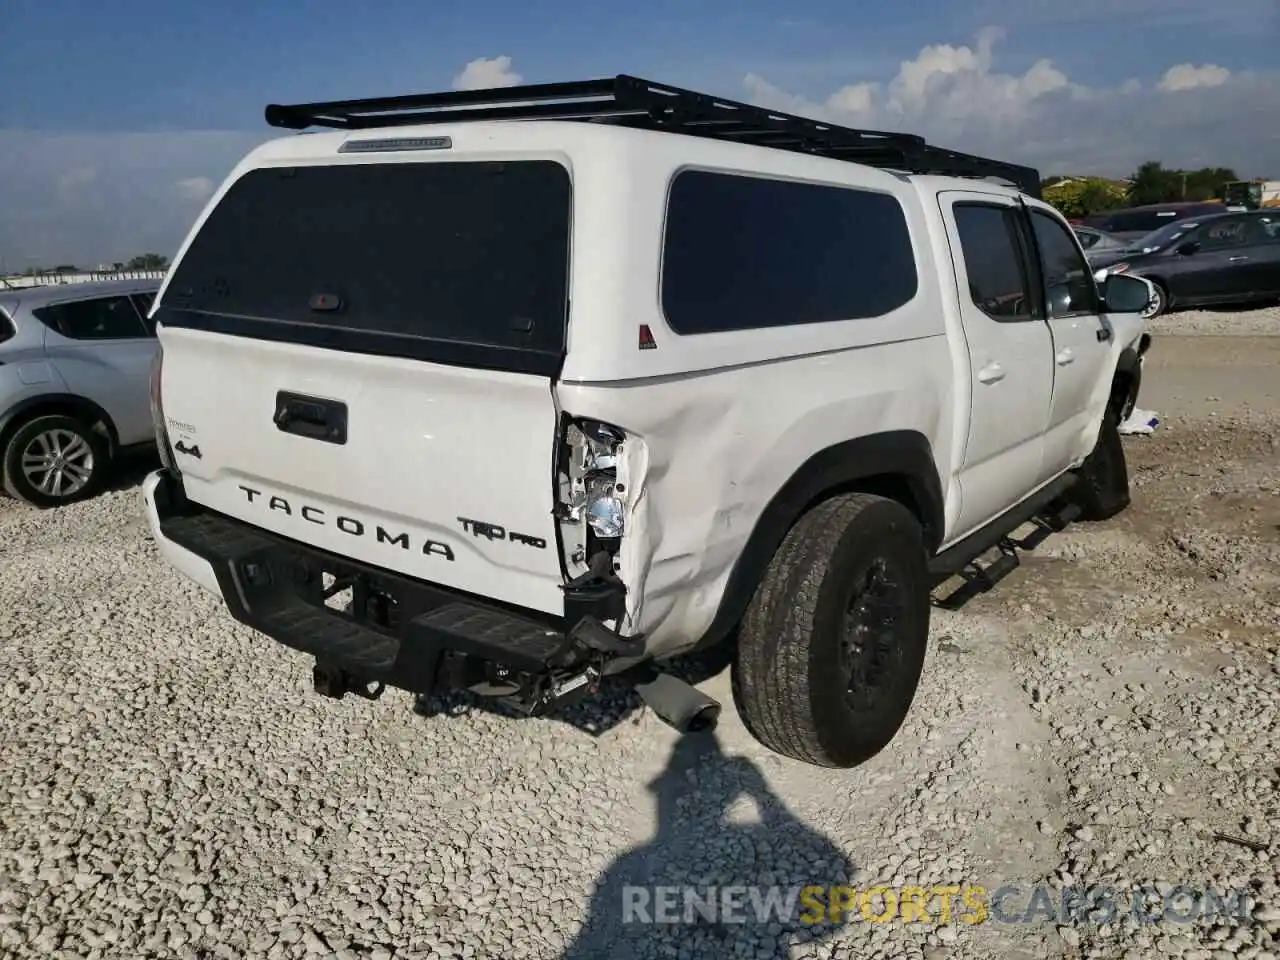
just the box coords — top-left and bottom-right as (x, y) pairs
(265, 74), (1041, 198)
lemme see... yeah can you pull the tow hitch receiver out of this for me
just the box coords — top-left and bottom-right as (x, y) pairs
(520, 664), (602, 717)
(313, 661), (386, 701)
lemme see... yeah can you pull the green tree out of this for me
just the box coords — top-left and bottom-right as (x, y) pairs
(1126, 161), (1238, 205)
(1182, 166), (1237, 201)
(1043, 177), (1128, 218)
(1127, 161), (1180, 205)
(126, 253), (169, 270)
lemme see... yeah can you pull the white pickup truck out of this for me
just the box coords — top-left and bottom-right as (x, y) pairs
(141, 75), (1153, 768)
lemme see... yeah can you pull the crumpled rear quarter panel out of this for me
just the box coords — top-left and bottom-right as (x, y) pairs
(557, 335), (953, 658)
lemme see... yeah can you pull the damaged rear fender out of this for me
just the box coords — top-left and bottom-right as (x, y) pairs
(691, 429), (944, 651)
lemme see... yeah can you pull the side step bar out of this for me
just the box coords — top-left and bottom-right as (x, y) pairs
(929, 472), (1078, 582)
(930, 474), (1080, 608)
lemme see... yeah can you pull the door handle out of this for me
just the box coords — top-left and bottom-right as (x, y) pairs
(1228, 256), (1249, 262)
(1056, 348), (1075, 366)
(977, 362), (1005, 384)
(274, 391), (348, 445)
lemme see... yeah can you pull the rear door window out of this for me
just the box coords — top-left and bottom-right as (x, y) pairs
(34, 295), (148, 340)
(660, 169), (918, 333)
(158, 161), (572, 375)
(952, 204), (1036, 322)
(1199, 215), (1257, 251)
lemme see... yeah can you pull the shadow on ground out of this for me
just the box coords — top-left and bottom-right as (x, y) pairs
(103, 448), (162, 493)
(559, 730), (856, 958)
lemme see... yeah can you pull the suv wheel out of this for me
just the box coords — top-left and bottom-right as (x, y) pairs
(2, 414), (109, 508)
(732, 492), (931, 768)
(1071, 410), (1131, 522)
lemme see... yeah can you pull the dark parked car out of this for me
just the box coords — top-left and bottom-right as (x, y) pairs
(1081, 201), (1228, 243)
(1089, 210), (1280, 317)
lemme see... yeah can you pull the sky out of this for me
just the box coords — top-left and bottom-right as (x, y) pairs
(2, 0), (1277, 269)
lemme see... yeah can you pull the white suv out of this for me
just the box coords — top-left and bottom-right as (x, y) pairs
(1, 279), (162, 506)
(141, 76), (1152, 768)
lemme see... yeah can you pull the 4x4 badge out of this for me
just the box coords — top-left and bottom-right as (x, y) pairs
(173, 440), (202, 459)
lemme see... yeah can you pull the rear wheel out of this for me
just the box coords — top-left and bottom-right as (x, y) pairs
(732, 493), (931, 768)
(1071, 410), (1130, 521)
(1, 414), (109, 508)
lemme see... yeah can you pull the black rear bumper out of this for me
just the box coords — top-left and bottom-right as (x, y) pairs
(151, 470), (639, 710)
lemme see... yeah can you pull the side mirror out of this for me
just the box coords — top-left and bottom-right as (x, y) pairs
(1101, 274), (1153, 314)
(1176, 240), (1200, 256)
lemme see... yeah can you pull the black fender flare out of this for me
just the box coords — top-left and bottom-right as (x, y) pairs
(1117, 332), (1152, 374)
(0, 393), (121, 454)
(1111, 332), (1152, 420)
(695, 429), (944, 649)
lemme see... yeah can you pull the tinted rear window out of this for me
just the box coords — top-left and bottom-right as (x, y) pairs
(660, 170), (917, 334)
(160, 161), (572, 373)
(34, 295), (148, 340)
(0, 307), (13, 344)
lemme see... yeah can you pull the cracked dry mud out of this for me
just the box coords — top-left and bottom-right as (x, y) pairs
(1, 307), (1278, 960)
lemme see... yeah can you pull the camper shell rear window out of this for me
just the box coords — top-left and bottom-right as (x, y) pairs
(158, 160), (573, 376)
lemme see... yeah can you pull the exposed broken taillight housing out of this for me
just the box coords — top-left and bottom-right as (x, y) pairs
(564, 421), (625, 537)
(556, 417), (628, 574)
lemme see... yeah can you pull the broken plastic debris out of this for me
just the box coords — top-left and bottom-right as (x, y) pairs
(1119, 407), (1160, 435)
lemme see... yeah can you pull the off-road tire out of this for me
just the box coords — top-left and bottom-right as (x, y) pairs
(1072, 410), (1130, 522)
(1, 414), (109, 508)
(732, 492), (931, 768)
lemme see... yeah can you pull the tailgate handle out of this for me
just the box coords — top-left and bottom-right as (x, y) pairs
(273, 391), (348, 445)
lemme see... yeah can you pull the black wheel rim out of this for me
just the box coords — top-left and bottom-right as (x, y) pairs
(841, 557), (907, 714)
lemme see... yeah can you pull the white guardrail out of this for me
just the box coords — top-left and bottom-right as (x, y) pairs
(1, 270), (168, 290)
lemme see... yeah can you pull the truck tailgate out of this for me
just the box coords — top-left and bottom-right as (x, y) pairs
(157, 326), (566, 615)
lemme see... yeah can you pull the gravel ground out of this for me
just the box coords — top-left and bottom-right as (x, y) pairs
(1149, 303), (1280, 337)
(1, 315), (1278, 960)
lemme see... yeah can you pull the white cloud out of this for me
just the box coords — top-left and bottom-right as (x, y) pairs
(741, 31), (1279, 177)
(57, 167), (98, 192)
(452, 56), (522, 91)
(745, 29), (1076, 131)
(173, 176), (215, 202)
(0, 129), (264, 270)
(54, 166), (99, 206)
(1157, 63), (1232, 92)
(1, 44), (1274, 271)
